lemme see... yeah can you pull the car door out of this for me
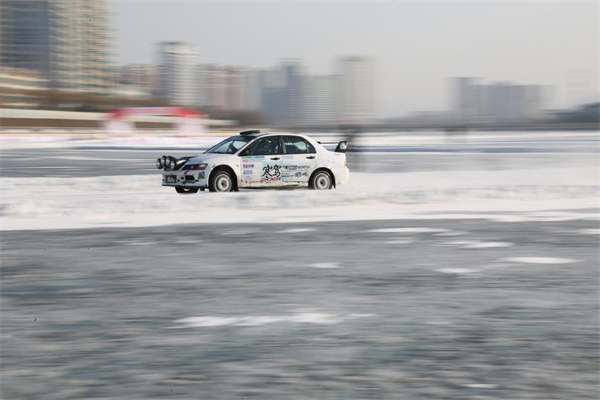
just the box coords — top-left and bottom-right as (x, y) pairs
(239, 136), (283, 187)
(281, 136), (317, 184)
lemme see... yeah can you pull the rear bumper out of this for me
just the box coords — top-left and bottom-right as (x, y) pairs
(331, 166), (350, 186)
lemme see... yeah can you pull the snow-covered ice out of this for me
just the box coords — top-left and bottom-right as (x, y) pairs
(1, 131), (598, 231)
(309, 263), (343, 269)
(440, 241), (514, 249)
(501, 257), (582, 264)
(436, 268), (480, 274)
(174, 312), (374, 328)
(369, 227), (449, 233)
(1, 168), (597, 230)
(278, 228), (316, 233)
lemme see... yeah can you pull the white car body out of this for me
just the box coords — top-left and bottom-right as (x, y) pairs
(159, 132), (349, 192)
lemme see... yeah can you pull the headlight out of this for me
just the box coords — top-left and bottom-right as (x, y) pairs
(155, 158), (163, 169)
(185, 163), (207, 170)
(162, 156), (169, 168)
(168, 158), (175, 169)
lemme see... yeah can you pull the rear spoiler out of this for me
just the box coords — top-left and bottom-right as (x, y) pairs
(317, 141), (348, 153)
(335, 141), (348, 153)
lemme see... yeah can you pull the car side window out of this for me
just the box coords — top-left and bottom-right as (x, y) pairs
(283, 136), (315, 154)
(241, 137), (281, 156)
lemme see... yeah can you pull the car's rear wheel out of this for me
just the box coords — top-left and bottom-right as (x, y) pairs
(310, 171), (332, 190)
(175, 187), (199, 194)
(209, 170), (234, 192)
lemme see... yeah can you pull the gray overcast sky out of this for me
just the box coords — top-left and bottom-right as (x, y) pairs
(116, 1), (599, 117)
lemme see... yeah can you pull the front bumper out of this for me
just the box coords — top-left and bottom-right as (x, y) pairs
(162, 170), (208, 188)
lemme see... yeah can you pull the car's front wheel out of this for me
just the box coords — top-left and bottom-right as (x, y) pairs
(309, 171), (333, 190)
(209, 170), (234, 192)
(175, 187), (199, 194)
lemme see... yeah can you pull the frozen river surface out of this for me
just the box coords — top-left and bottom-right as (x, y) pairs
(1, 130), (598, 398)
(1, 218), (599, 399)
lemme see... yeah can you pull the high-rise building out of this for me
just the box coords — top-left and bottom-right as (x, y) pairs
(212, 66), (243, 111)
(0, 0), (116, 95)
(0, 0), (51, 72)
(451, 77), (482, 122)
(0, 0), (6, 64)
(50, 0), (116, 95)
(486, 82), (545, 123)
(451, 77), (547, 123)
(0, 66), (48, 108)
(337, 56), (375, 124)
(224, 66), (244, 111)
(120, 64), (159, 98)
(121, 64), (157, 88)
(197, 64), (247, 111)
(260, 66), (287, 124)
(157, 42), (199, 106)
(259, 60), (306, 125)
(196, 64), (211, 108)
(305, 75), (340, 125)
(522, 85), (545, 120)
(205, 65), (227, 110)
(241, 68), (262, 112)
(282, 60), (306, 125)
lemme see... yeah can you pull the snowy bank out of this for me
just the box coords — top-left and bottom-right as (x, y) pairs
(1, 167), (598, 231)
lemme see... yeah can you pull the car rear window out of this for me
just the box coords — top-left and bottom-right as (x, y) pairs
(283, 136), (315, 154)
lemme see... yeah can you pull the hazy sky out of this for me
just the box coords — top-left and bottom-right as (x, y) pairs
(117, 1), (599, 117)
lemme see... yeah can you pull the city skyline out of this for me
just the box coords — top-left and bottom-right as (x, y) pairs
(116, 1), (599, 117)
(119, 42), (547, 125)
(142, 49), (377, 125)
(1, 0), (597, 123)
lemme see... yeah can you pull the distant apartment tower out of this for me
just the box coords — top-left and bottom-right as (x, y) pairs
(121, 64), (158, 88)
(452, 77), (483, 122)
(260, 60), (306, 125)
(49, 0), (116, 95)
(337, 56), (375, 124)
(222, 66), (244, 111)
(0, 0), (6, 64)
(0, 0), (116, 95)
(305, 75), (340, 125)
(157, 42), (199, 106)
(282, 60), (306, 125)
(198, 64), (245, 111)
(451, 77), (547, 123)
(241, 68), (262, 112)
(486, 82), (545, 122)
(196, 64), (211, 108)
(260, 66), (287, 124)
(0, 66), (48, 108)
(0, 0), (51, 72)
(120, 64), (159, 98)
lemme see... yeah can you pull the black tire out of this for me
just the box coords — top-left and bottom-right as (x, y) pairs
(209, 170), (234, 192)
(175, 187), (199, 194)
(309, 170), (333, 190)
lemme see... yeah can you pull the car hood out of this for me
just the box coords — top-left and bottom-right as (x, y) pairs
(185, 153), (233, 165)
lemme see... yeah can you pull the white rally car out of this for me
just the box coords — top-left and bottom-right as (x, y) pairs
(156, 130), (349, 193)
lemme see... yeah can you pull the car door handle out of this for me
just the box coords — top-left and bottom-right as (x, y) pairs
(270, 157), (280, 160)
(306, 156), (316, 159)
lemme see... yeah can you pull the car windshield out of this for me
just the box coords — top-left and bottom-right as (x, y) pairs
(205, 136), (255, 154)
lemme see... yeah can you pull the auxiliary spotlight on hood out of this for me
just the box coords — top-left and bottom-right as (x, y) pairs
(156, 155), (193, 171)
